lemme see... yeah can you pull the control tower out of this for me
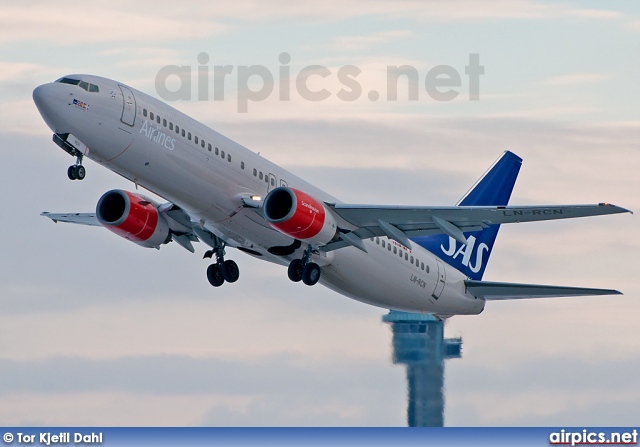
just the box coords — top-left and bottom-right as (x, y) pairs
(382, 311), (462, 427)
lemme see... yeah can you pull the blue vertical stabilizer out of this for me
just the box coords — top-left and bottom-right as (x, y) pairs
(411, 151), (522, 280)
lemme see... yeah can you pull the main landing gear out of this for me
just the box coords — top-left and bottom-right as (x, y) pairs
(288, 246), (321, 286)
(204, 236), (239, 287)
(67, 154), (86, 180)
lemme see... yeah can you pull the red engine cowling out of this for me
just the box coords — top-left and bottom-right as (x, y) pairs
(263, 187), (338, 245)
(96, 190), (170, 248)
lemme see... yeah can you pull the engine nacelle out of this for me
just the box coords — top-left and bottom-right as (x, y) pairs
(96, 190), (170, 248)
(263, 187), (338, 245)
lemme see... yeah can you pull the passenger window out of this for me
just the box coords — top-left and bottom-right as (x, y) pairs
(150, 112), (155, 120)
(410, 256), (414, 264)
(381, 240), (385, 248)
(228, 154), (231, 162)
(176, 125), (179, 133)
(253, 168), (257, 176)
(221, 150), (225, 158)
(215, 147), (219, 155)
(399, 251), (403, 258)
(405, 253), (408, 260)
(271, 178), (275, 186)
(195, 136), (199, 144)
(265, 176), (268, 183)
(157, 115), (161, 124)
(259, 172), (263, 180)
(201, 140), (205, 148)
(182, 129), (185, 137)
(241, 162), (245, 169)
(375, 237), (379, 244)
(163, 119), (167, 127)
(169, 122), (173, 130)
(143, 109), (148, 117)
(393, 247), (397, 254)
(188, 132), (192, 140)
(426, 265), (429, 273)
(208, 143), (212, 152)
(388, 244), (391, 251)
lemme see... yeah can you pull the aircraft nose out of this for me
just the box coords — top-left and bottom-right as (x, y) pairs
(33, 83), (61, 132)
(33, 84), (54, 112)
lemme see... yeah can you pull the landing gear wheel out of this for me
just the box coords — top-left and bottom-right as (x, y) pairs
(302, 262), (321, 286)
(75, 165), (86, 180)
(221, 260), (239, 283)
(68, 165), (78, 180)
(288, 259), (303, 282)
(206, 263), (225, 287)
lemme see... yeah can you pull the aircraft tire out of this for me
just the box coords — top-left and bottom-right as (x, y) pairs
(207, 263), (225, 287)
(288, 259), (303, 282)
(302, 262), (321, 286)
(221, 260), (239, 283)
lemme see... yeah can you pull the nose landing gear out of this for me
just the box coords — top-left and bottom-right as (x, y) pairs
(288, 245), (321, 286)
(67, 156), (86, 181)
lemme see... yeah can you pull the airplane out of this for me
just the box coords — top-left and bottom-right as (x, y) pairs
(32, 74), (631, 318)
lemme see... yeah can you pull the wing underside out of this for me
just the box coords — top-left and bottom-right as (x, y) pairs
(465, 280), (622, 300)
(321, 203), (630, 252)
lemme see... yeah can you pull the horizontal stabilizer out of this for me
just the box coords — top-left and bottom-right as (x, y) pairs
(465, 280), (622, 300)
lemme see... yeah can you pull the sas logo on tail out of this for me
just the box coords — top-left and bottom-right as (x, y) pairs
(440, 236), (489, 274)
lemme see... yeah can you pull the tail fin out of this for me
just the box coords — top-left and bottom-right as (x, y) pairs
(411, 151), (522, 280)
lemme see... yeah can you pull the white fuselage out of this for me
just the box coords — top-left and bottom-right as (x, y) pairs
(34, 75), (485, 317)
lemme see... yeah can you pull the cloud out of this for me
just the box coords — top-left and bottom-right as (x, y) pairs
(0, 3), (228, 44)
(540, 72), (612, 86)
(0, 354), (405, 426)
(446, 355), (640, 425)
(0, 0), (628, 49)
(625, 19), (640, 33)
(331, 30), (413, 51)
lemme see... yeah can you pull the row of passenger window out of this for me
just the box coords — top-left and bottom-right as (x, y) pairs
(143, 108), (233, 163)
(143, 107), (284, 189)
(372, 237), (430, 273)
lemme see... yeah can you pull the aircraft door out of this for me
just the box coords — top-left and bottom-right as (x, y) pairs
(267, 173), (277, 192)
(119, 85), (136, 126)
(432, 259), (446, 299)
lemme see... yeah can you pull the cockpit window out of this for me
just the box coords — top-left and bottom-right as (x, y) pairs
(58, 77), (80, 86)
(55, 77), (100, 92)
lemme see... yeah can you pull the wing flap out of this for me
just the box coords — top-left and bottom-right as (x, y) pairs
(465, 280), (622, 300)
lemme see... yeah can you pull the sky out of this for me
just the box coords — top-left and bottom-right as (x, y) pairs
(0, 0), (639, 426)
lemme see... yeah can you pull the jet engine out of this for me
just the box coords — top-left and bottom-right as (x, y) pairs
(263, 187), (338, 245)
(96, 189), (170, 248)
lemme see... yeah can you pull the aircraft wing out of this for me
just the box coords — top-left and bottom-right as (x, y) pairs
(464, 280), (622, 300)
(41, 206), (207, 254)
(41, 212), (101, 226)
(322, 202), (630, 251)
